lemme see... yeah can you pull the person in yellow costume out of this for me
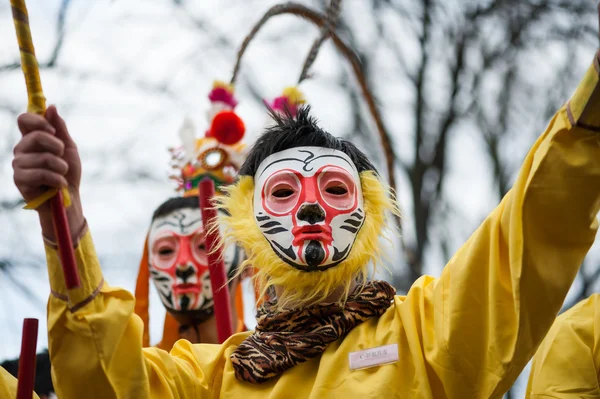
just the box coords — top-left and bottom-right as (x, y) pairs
(10, 33), (600, 399)
(134, 81), (249, 350)
(526, 294), (600, 398)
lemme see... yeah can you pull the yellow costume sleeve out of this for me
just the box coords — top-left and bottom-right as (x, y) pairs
(403, 52), (600, 398)
(0, 366), (41, 399)
(525, 295), (600, 398)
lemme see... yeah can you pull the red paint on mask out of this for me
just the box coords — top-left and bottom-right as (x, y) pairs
(150, 229), (210, 309)
(261, 165), (359, 265)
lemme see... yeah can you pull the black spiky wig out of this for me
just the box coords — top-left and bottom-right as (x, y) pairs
(239, 106), (377, 176)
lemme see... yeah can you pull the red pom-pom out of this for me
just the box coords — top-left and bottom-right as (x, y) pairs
(208, 111), (245, 145)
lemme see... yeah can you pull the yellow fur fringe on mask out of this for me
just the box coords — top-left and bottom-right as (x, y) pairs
(217, 171), (398, 311)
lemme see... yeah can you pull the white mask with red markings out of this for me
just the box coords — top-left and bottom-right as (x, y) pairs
(253, 147), (365, 271)
(148, 207), (241, 316)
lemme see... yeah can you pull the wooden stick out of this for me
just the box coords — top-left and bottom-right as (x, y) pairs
(199, 178), (233, 343)
(11, 0), (80, 289)
(16, 318), (38, 399)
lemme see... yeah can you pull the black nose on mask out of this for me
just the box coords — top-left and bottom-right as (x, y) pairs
(296, 203), (326, 225)
(176, 266), (195, 283)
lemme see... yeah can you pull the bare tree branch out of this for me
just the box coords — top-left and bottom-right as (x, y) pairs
(0, 0), (72, 72)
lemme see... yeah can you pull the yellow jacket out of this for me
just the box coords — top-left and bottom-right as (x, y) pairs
(0, 366), (40, 399)
(44, 53), (600, 399)
(526, 294), (600, 398)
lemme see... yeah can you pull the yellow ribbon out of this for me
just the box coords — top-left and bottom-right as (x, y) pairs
(282, 86), (306, 106)
(23, 187), (71, 210)
(212, 80), (235, 94)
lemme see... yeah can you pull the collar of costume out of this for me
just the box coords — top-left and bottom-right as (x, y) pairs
(230, 280), (395, 383)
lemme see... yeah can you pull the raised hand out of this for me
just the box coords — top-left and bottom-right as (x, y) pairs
(12, 105), (84, 241)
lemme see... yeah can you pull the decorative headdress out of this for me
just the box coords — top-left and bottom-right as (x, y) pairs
(134, 82), (248, 350)
(264, 86), (306, 117)
(169, 81), (247, 197)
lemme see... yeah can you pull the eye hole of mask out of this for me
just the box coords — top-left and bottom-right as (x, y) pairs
(325, 185), (348, 195)
(262, 171), (302, 215)
(272, 185), (295, 198)
(318, 168), (358, 210)
(158, 247), (175, 256)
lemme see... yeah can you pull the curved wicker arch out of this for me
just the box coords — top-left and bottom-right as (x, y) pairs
(231, 2), (400, 232)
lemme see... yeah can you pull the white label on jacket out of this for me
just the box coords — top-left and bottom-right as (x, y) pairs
(348, 344), (399, 371)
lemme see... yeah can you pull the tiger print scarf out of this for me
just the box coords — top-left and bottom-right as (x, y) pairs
(230, 280), (396, 384)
